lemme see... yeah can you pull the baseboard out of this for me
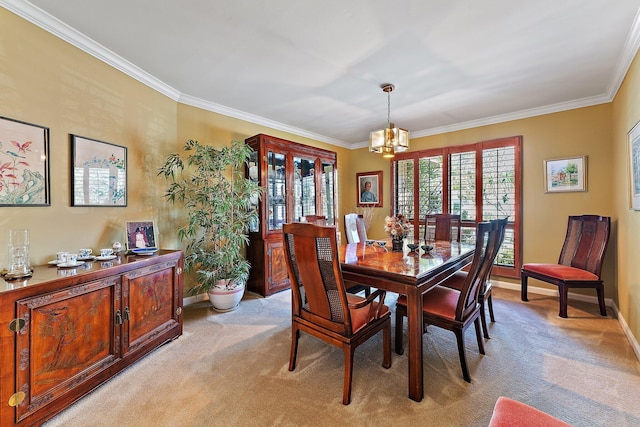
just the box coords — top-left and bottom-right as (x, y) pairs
(183, 293), (209, 307)
(492, 279), (640, 362)
(609, 300), (640, 362)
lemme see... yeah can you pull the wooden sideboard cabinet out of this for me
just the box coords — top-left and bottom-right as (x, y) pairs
(245, 134), (337, 296)
(0, 250), (184, 426)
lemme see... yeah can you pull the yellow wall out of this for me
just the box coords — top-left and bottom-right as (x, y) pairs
(0, 8), (177, 266)
(612, 50), (640, 341)
(2, 8), (639, 344)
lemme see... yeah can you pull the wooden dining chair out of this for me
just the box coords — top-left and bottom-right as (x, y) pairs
(304, 215), (327, 225)
(344, 213), (367, 244)
(424, 213), (462, 242)
(395, 220), (498, 382)
(521, 214), (611, 318)
(440, 218), (508, 339)
(282, 222), (391, 405)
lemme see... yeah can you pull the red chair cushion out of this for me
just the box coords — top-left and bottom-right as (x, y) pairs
(396, 286), (460, 320)
(347, 294), (389, 333)
(488, 396), (572, 427)
(522, 263), (599, 281)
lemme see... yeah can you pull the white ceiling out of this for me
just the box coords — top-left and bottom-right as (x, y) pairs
(5, 0), (640, 148)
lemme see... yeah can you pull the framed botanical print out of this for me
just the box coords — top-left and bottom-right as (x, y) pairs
(0, 116), (50, 206)
(71, 134), (127, 206)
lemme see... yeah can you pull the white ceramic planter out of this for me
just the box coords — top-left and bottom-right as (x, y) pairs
(207, 280), (245, 312)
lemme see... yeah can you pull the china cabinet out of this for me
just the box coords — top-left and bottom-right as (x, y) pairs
(245, 134), (337, 296)
(0, 250), (183, 426)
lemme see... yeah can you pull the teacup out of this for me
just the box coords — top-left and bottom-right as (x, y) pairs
(78, 248), (92, 258)
(100, 248), (114, 257)
(66, 253), (78, 264)
(56, 251), (69, 263)
(365, 239), (375, 246)
(376, 241), (387, 247)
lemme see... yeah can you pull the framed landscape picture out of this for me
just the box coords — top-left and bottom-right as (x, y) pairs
(544, 156), (587, 193)
(71, 134), (127, 206)
(628, 121), (640, 210)
(0, 116), (50, 206)
(357, 170), (382, 207)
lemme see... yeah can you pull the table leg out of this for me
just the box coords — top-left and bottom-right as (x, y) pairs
(406, 286), (424, 401)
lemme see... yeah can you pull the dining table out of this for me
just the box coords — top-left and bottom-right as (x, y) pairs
(338, 238), (475, 402)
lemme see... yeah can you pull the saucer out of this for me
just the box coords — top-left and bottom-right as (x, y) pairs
(57, 261), (85, 268)
(48, 260), (60, 265)
(95, 255), (117, 261)
(132, 248), (158, 256)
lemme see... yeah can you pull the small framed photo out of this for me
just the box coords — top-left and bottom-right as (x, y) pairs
(0, 116), (50, 206)
(71, 134), (127, 206)
(628, 121), (640, 210)
(357, 170), (382, 207)
(544, 156), (587, 193)
(125, 221), (157, 250)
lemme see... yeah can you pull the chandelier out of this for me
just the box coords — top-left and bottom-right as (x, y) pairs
(369, 83), (409, 158)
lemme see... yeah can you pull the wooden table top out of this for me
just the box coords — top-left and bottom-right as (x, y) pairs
(338, 239), (475, 286)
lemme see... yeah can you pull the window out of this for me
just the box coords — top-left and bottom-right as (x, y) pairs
(392, 136), (522, 278)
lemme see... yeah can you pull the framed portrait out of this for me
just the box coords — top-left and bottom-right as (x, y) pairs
(0, 116), (50, 206)
(125, 221), (157, 250)
(357, 170), (382, 207)
(71, 134), (127, 206)
(628, 121), (640, 210)
(543, 156), (587, 193)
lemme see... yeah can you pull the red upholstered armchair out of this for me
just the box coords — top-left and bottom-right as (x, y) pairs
(488, 396), (572, 426)
(521, 215), (610, 318)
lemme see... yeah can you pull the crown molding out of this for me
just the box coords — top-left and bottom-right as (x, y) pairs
(178, 94), (351, 148)
(4, 0), (639, 151)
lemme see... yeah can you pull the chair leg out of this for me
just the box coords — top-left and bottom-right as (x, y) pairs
(382, 321), (392, 368)
(289, 326), (300, 371)
(596, 286), (607, 316)
(487, 293), (495, 322)
(559, 285), (569, 318)
(474, 317), (485, 355)
(454, 328), (471, 382)
(394, 305), (405, 355)
(479, 296), (490, 339)
(364, 287), (371, 297)
(342, 345), (355, 405)
(521, 273), (529, 301)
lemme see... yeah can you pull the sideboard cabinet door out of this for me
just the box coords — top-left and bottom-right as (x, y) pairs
(121, 259), (182, 356)
(14, 276), (121, 423)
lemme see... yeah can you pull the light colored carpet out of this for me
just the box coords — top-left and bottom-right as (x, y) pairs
(44, 288), (640, 427)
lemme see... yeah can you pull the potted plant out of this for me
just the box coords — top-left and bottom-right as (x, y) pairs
(158, 139), (262, 311)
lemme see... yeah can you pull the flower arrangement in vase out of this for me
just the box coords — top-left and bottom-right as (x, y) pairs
(384, 214), (413, 251)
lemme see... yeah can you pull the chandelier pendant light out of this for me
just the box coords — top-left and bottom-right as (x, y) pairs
(369, 83), (409, 158)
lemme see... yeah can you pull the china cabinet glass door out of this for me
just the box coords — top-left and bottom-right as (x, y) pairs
(268, 151), (286, 231)
(293, 156), (316, 221)
(321, 161), (336, 225)
(248, 150), (260, 232)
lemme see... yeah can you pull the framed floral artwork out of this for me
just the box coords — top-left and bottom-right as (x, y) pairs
(71, 135), (127, 206)
(357, 170), (382, 207)
(628, 121), (640, 210)
(543, 156), (587, 193)
(0, 116), (50, 206)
